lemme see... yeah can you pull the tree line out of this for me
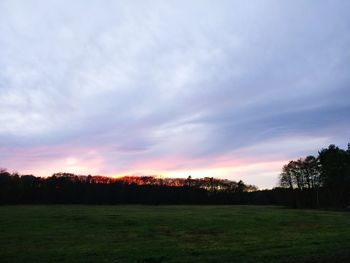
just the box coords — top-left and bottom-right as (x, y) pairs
(0, 171), (258, 205)
(278, 144), (350, 208)
(1, 143), (349, 208)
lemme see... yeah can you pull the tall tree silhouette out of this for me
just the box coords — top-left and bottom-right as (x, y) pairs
(319, 145), (350, 207)
(279, 144), (350, 208)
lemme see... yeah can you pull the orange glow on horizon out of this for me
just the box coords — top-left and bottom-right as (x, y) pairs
(3, 145), (289, 189)
(106, 160), (287, 189)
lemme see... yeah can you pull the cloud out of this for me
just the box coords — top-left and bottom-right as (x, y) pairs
(0, 0), (350, 187)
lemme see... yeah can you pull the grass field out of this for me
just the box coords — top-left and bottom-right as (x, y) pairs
(0, 205), (349, 262)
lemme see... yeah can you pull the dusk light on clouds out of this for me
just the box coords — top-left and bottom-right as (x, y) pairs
(1, 0), (350, 188)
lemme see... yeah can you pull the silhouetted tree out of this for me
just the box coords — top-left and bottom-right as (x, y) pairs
(279, 144), (350, 208)
(319, 144), (350, 207)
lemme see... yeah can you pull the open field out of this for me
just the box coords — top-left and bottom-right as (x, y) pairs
(0, 206), (349, 262)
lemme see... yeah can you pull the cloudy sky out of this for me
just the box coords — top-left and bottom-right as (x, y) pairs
(1, 0), (349, 188)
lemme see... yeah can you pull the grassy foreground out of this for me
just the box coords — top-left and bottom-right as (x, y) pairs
(0, 206), (349, 263)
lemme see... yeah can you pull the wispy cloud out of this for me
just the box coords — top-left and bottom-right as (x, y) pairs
(1, 0), (349, 188)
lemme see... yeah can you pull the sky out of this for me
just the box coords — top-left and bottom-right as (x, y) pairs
(0, 0), (349, 188)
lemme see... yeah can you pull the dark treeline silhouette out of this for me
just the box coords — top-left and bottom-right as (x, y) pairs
(1, 144), (349, 208)
(278, 144), (350, 208)
(0, 171), (258, 205)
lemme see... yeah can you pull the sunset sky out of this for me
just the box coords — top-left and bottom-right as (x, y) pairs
(1, 0), (349, 188)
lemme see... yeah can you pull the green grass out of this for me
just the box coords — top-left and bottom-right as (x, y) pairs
(0, 205), (349, 262)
